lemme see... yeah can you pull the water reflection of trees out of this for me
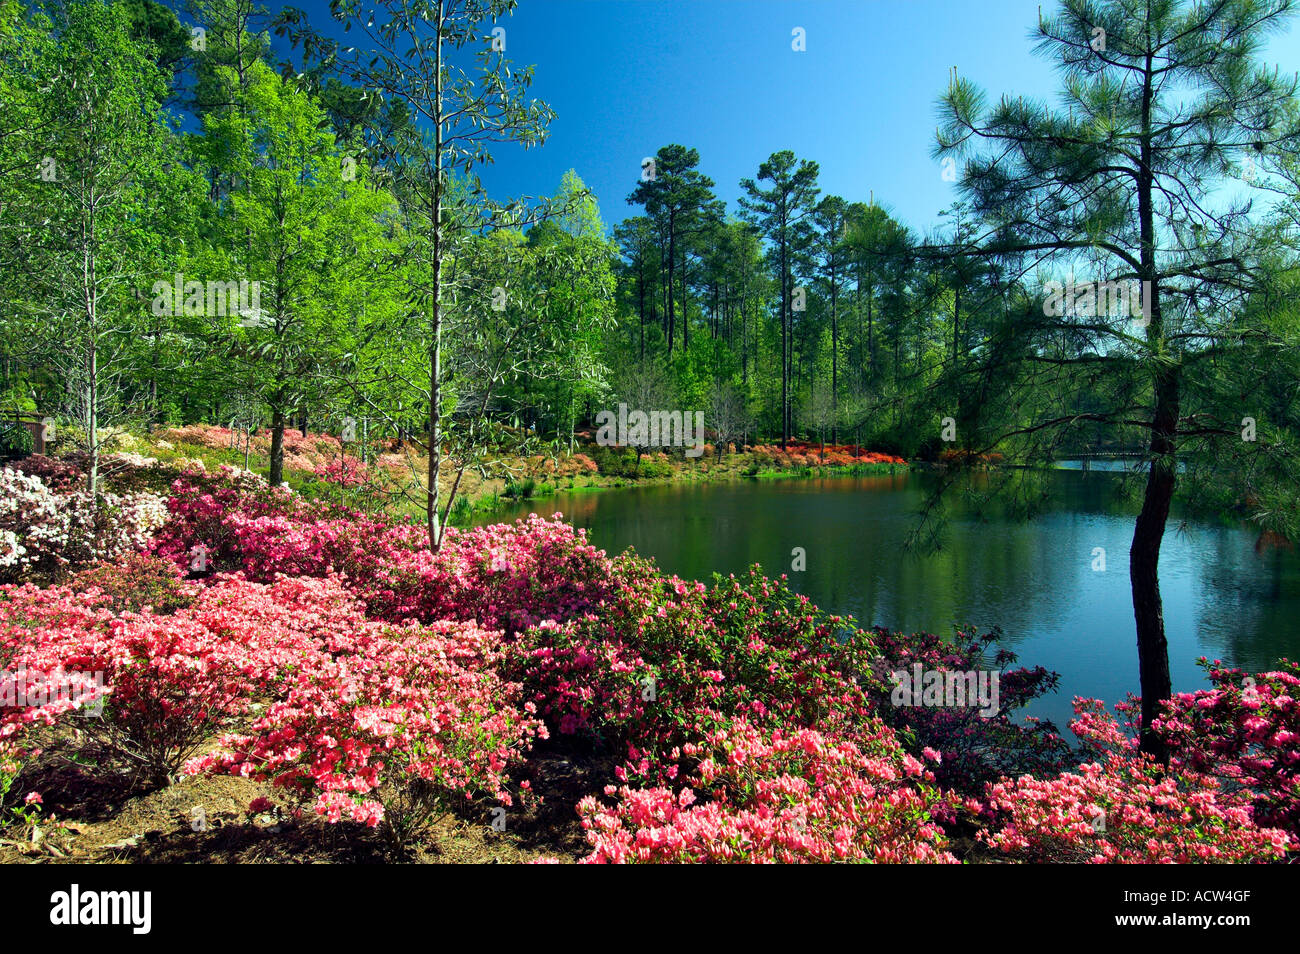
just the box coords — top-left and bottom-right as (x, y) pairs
(487, 474), (1300, 675)
(1191, 527), (1300, 670)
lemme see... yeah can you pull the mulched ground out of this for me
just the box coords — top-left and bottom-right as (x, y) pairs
(0, 736), (619, 865)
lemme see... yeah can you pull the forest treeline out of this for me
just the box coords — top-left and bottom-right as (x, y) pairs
(0, 0), (987, 482)
(6, 0), (1298, 502)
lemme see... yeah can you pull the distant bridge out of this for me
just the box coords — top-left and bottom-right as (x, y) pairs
(1058, 447), (1149, 470)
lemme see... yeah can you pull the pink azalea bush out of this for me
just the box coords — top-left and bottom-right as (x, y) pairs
(977, 699), (1293, 863)
(508, 562), (880, 782)
(189, 616), (546, 849)
(313, 454), (370, 488)
(577, 717), (956, 863)
(1152, 659), (1300, 838)
(0, 573), (359, 784)
(155, 473), (618, 635)
(149, 467), (299, 571)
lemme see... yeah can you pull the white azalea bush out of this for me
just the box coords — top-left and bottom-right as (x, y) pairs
(0, 467), (168, 581)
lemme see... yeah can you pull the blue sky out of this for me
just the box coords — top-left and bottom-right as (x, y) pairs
(284, 0), (1300, 236)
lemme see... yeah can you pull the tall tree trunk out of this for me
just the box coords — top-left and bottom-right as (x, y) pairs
(741, 290), (748, 388)
(831, 266), (838, 446)
(681, 242), (689, 352)
(427, 52), (445, 552)
(867, 285), (875, 381)
(1131, 49), (1174, 759)
(86, 344), (98, 499)
(83, 218), (100, 500)
(780, 237), (789, 449)
(952, 284), (961, 365)
(637, 256), (645, 361)
(666, 218), (676, 355)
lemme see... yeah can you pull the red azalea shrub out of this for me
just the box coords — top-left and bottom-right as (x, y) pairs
(1, 587), (225, 785)
(550, 453), (599, 477)
(746, 445), (904, 468)
(577, 717), (956, 863)
(977, 699), (1293, 863)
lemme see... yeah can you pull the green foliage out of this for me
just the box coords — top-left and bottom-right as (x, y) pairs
(503, 476), (537, 500)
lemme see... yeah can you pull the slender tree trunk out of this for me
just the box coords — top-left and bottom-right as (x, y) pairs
(681, 242), (689, 352)
(427, 179), (444, 545)
(867, 285), (875, 381)
(637, 256), (645, 361)
(831, 267), (838, 446)
(780, 236), (788, 449)
(666, 219), (676, 355)
(269, 405), (285, 486)
(1130, 50), (1174, 759)
(741, 290), (748, 387)
(952, 284), (961, 364)
(83, 208), (100, 500)
(86, 345), (98, 498)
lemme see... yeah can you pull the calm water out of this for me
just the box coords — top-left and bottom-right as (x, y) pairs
(482, 471), (1300, 731)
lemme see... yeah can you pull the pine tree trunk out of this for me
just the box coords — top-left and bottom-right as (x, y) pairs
(1131, 53), (1174, 760)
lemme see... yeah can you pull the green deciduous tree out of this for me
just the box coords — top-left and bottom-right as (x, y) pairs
(197, 58), (401, 485)
(275, 0), (555, 549)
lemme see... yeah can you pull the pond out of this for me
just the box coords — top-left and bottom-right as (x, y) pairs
(481, 470), (1300, 732)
